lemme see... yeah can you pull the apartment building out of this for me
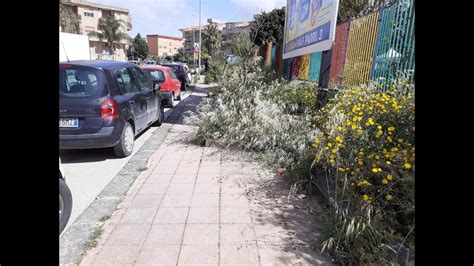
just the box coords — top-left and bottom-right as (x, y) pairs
(60, 0), (132, 61)
(146, 35), (184, 57)
(179, 19), (225, 58)
(221, 21), (251, 55)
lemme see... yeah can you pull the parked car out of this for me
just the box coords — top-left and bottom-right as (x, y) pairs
(142, 65), (182, 108)
(59, 157), (72, 235)
(144, 60), (157, 66)
(160, 63), (190, 91)
(59, 60), (165, 157)
(128, 60), (140, 66)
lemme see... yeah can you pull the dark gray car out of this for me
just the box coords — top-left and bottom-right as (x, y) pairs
(59, 60), (165, 157)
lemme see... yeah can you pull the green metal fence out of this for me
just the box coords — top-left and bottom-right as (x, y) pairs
(371, 0), (415, 86)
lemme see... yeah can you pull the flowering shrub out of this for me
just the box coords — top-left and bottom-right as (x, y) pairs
(185, 62), (312, 168)
(313, 79), (415, 264)
(263, 81), (318, 115)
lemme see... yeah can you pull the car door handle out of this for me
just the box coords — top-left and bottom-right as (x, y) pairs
(129, 100), (135, 104)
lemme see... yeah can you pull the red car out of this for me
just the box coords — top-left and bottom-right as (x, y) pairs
(142, 65), (182, 107)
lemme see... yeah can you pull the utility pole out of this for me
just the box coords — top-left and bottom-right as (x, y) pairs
(192, 14), (196, 67)
(198, 0), (202, 74)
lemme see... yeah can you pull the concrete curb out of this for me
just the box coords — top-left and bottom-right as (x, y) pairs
(59, 123), (172, 265)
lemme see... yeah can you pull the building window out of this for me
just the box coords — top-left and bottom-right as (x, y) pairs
(84, 11), (94, 17)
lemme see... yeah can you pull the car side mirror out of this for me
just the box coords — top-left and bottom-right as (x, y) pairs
(153, 83), (160, 92)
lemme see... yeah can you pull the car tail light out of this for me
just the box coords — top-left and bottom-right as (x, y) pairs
(100, 99), (119, 121)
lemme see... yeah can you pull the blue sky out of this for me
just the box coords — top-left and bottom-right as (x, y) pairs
(91, 0), (286, 38)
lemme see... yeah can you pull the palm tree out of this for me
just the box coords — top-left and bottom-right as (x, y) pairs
(59, 3), (80, 34)
(203, 23), (221, 57)
(88, 16), (130, 56)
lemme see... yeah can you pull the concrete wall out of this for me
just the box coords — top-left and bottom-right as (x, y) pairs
(60, 32), (91, 62)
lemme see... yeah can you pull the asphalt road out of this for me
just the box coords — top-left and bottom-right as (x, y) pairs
(60, 91), (194, 233)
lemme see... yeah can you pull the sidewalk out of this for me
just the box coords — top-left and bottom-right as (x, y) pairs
(80, 124), (333, 265)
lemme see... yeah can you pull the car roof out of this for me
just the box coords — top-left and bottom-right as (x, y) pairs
(141, 65), (172, 71)
(59, 60), (137, 70)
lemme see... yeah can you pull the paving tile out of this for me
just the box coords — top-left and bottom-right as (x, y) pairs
(191, 193), (220, 207)
(221, 207), (252, 224)
(221, 193), (250, 207)
(196, 173), (221, 183)
(194, 182), (221, 194)
(187, 207), (220, 224)
(152, 166), (178, 175)
(106, 224), (149, 245)
(177, 244), (219, 265)
(170, 174), (197, 184)
(143, 224), (186, 245)
(174, 166), (200, 175)
(120, 208), (157, 224)
(220, 224), (257, 244)
(182, 224), (219, 245)
(221, 183), (246, 194)
(139, 183), (168, 194)
(129, 195), (163, 209)
(258, 244), (299, 265)
(161, 194), (193, 207)
(198, 165), (221, 174)
(166, 183), (195, 194)
(253, 223), (290, 244)
(220, 244), (260, 265)
(135, 245), (181, 265)
(145, 174), (173, 184)
(153, 207), (189, 224)
(92, 245), (141, 264)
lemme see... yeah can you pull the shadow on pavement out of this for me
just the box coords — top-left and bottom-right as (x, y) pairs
(60, 126), (154, 164)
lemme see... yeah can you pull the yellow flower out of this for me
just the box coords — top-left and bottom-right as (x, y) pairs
(357, 180), (372, 186)
(386, 194), (393, 201)
(382, 179), (388, 184)
(375, 155), (380, 160)
(372, 168), (378, 173)
(386, 161), (391, 165)
(378, 168), (382, 172)
(338, 126), (343, 131)
(388, 126), (395, 132)
(377, 125), (382, 129)
(387, 175), (393, 180)
(405, 163), (412, 169)
(332, 148), (337, 154)
(357, 129), (363, 135)
(335, 136), (342, 143)
(368, 118), (374, 125)
(362, 195), (369, 201)
(327, 143), (332, 147)
(351, 124), (357, 130)
(391, 147), (399, 152)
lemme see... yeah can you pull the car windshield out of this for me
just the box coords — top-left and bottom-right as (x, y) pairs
(144, 69), (165, 81)
(59, 65), (108, 99)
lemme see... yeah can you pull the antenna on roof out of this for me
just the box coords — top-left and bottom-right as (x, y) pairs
(61, 41), (70, 62)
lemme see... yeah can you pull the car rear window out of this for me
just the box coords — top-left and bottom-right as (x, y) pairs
(59, 66), (108, 99)
(144, 69), (165, 81)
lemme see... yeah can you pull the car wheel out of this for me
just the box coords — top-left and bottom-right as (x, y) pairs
(59, 178), (72, 235)
(113, 122), (134, 157)
(152, 105), (164, 126)
(169, 94), (176, 108)
(176, 90), (182, 101)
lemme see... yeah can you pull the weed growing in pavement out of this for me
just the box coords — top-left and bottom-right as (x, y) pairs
(75, 225), (104, 265)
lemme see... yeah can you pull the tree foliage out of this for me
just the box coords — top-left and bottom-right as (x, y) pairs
(59, 3), (80, 34)
(337, 0), (387, 23)
(203, 23), (222, 57)
(129, 33), (148, 59)
(249, 7), (285, 46)
(88, 16), (130, 55)
(173, 48), (186, 62)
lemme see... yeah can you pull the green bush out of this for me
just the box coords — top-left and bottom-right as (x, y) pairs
(312, 79), (415, 264)
(185, 62), (312, 169)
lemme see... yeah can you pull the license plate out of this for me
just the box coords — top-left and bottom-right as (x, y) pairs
(59, 118), (79, 128)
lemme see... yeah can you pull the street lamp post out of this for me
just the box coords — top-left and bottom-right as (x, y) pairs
(198, 0), (202, 74)
(193, 14), (196, 68)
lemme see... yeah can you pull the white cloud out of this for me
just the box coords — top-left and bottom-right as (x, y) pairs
(230, 0), (286, 17)
(89, 0), (201, 38)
